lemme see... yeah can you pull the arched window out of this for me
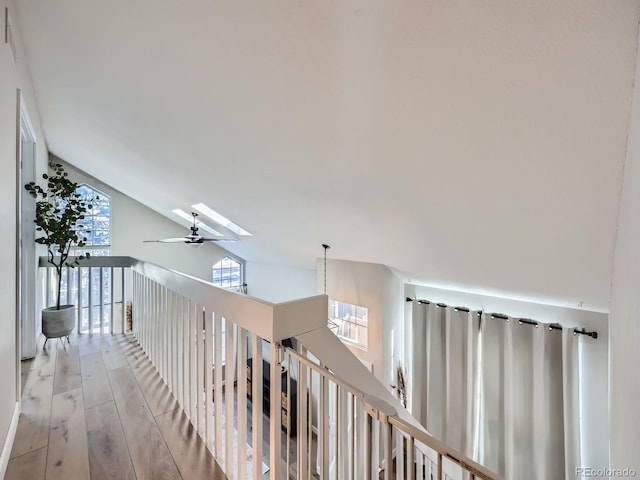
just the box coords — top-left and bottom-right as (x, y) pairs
(211, 256), (245, 364)
(212, 256), (244, 292)
(58, 184), (112, 333)
(73, 184), (111, 256)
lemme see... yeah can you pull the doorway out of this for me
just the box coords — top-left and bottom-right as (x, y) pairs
(17, 92), (37, 360)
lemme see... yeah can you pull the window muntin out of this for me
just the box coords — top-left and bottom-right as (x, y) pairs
(329, 299), (368, 350)
(73, 184), (111, 256)
(212, 256), (243, 292)
(210, 256), (244, 365)
(57, 184), (112, 333)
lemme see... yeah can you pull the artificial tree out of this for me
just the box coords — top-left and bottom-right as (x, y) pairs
(25, 161), (95, 310)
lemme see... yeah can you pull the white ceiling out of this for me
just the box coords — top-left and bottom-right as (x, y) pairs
(14, 0), (640, 312)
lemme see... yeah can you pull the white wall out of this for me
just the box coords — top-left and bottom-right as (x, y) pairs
(609, 23), (640, 475)
(0, 0), (48, 464)
(53, 157), (232, 281)
(382, 266), (405, 388)
(50, 159), (320, 303)
(245, 262), (316, 303)
(405, 282), (609, 471)
(318, 259), (403, 386)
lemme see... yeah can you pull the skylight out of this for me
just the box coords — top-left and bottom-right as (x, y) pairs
(172, 209), (223, 236)
(192, 203), (252, 236)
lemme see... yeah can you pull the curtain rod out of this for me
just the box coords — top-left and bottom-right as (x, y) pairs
(406, 297), (598, 339)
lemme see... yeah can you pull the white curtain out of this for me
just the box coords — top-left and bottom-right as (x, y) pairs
(410, 302), (582, 479)
(410, 302), (480, 459)
(563, 329), (581, 478)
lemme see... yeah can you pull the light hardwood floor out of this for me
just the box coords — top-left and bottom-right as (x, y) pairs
(6, 334), (226, 480)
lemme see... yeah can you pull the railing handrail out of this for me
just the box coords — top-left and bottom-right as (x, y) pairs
(39, 255), (136, 268)
(286, 345), (366, 398)
(285, 346), (500, 480)
(387, 415), (500, 480)
(39, 255), (327, 342)
(41, 255), (500, 479)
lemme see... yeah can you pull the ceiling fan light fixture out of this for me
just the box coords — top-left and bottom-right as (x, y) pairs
(192, 203), (251, 236)
(144, 210), (238, 245)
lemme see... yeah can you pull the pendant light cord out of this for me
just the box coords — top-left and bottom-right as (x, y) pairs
(322, 244), (330, 295)
(323, 244), (339, 332)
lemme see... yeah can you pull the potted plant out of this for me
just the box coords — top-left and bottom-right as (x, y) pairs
(25, 161), (95, 345)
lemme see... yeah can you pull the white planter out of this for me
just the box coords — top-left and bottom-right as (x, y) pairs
(42, 305), (75, 341)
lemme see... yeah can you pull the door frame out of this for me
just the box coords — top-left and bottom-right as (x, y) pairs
(15, 89), (38, 385)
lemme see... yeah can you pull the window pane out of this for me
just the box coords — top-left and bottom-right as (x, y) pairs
(59, 184), (111, 334)
(329, 299), (368, 350)
(212, 256), (243, 292)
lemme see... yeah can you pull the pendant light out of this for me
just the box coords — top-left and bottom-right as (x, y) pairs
(323, 244), (339, 333)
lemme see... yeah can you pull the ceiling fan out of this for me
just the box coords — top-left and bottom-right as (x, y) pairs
(144, 212), (238, 246)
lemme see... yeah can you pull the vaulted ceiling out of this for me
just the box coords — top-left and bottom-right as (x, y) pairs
(14, 0), (640, 311)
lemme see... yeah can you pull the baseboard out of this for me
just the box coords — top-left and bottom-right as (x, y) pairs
(0, 402), (20, 478)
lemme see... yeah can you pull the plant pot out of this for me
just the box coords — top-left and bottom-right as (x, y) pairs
(42, 305), (75, 340)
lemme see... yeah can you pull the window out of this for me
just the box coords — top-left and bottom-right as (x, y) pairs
(329, 299), (368, 350)
(56, 184), (112, 333)
(212, 256), (244, 292)
(72, 184), (111, 256)
(211, 256), (244, 365)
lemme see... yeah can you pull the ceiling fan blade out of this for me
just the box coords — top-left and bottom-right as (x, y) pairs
(201, 238), (238, 243)
(143, 213), (240, 245)
(143, 238), (189, 243)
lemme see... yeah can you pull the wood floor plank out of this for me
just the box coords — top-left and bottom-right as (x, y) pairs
(85, 401), (136, 480)
(11, 346), (57, 458)
(156, 407), (226, 479)
(53, 344), (81, 395)
(100, 340), (128, 371)
(5, 446), (47, 480)
(121, 337), (178, 417)
(76, 334), (105, 358)
(20, 357), (34, 395)
(107, 366), (181, 480)
(80, 352), (113, 409)
(11, 333), (230, 480)
(46, 388), (90, 480)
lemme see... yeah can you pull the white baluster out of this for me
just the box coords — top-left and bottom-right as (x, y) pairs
(251, 333), (263, 480)
(237, 326), (247, 480)
(296, 347), (308, 480)
(99, 267), (104, 333)
(189, 300), (197, 427)
(269, 343), (282, 480)
(214, 313), (223, 459)
(196, 305), (205, 438)
(205, 310), (213, 451)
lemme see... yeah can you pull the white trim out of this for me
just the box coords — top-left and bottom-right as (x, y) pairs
(18, 92), (38, 361)
(212, 255), (245, 291)
(76, 181), (110, 200)
(19, 95), (37, 144)
(0, 402), (21, 478)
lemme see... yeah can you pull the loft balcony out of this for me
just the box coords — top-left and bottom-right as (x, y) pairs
(7, 256), (499, 480)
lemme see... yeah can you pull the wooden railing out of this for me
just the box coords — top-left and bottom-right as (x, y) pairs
(284, 338), (501, 480)
(39, 256), (130, 334)
(39, 256), (500, 480)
